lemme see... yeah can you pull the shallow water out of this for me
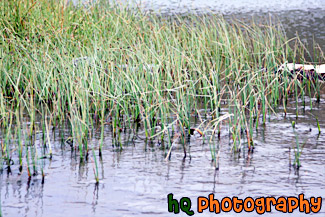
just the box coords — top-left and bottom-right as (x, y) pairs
(1, 94), (325, 216)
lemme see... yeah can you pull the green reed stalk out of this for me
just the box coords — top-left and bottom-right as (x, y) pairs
(295, 78), (299, 118)
(16, 108), (23, 170)
(316, 117), (321, 134)
(99, 99), (105, 156)
(92, 147), (99, 183)
(292, 122), (301, 169)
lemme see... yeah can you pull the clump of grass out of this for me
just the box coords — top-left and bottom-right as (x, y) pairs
(0, 0), (324, 176)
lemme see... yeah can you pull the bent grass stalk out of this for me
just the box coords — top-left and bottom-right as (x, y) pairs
(45, 110), (53, 159)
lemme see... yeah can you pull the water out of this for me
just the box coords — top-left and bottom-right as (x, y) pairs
(72, 0), (325, 53)
(132, 0), (325, 13)
(1, 97), (325, 216)
(132, 0), (325, 54)
(1, 1), (325, 216)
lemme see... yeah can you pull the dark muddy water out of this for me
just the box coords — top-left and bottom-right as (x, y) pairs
(1, 1), (325, 216)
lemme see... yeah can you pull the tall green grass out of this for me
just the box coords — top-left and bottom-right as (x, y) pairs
(0, 0), (323, 177)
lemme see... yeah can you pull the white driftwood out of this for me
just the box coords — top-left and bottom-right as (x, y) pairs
(278, 63), (325, 74)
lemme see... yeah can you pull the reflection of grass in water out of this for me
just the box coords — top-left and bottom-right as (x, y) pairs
(0, 0), (324, 179)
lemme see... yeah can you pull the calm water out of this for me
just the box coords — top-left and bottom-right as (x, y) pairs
(120, 0), (325, 52)
(1, 98), (325, 216)
(1, 1), (325, 216)
(71, 0), (325, 52)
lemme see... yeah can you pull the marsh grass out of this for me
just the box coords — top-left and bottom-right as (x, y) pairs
(0, 0), (324, 177)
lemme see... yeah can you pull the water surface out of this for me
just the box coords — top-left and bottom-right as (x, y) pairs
(1, 96), (325, 216)
(118, 0), (325, 53)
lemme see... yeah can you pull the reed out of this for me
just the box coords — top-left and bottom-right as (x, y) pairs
(291, 121), (307, 169)
(0, 0), (323, 176)
(316, 117), (321, 134)
(91, 145), (99, 184)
